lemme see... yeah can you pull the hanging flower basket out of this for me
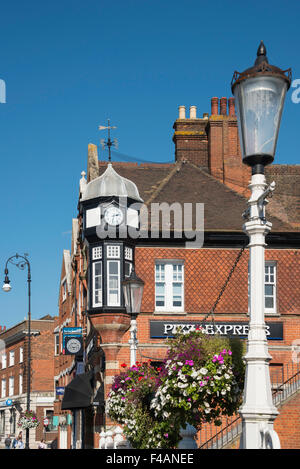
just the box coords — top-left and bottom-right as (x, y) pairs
(106, 327), (245, 449)
(18, 410), (40, 429)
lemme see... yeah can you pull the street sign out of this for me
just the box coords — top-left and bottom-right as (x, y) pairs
(5, 399), (12, 406)
(56, 386), (65, 395)
(62, 327), (83, 354)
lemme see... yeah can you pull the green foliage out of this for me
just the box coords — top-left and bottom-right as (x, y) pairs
(106, 330), (245, 449)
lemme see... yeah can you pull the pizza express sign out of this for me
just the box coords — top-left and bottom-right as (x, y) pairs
(150, 321), (283, 340)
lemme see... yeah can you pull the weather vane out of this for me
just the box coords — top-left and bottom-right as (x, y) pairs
(98, 119), (118, 162)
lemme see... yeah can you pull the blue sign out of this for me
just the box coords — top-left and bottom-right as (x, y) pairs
(62, 327), (82, 335)
(5, 399), (12, 406)
(62, 327), (82, 352)
(56, 387), (65, 396)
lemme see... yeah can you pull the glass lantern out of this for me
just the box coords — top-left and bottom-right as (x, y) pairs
(122, 267), (144, 314)
(232, 41), (291, 170)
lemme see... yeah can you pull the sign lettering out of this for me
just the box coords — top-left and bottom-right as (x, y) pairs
(150, 321), (283, 340)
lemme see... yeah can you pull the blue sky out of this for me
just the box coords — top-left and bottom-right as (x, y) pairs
(0, 0), (299, 329)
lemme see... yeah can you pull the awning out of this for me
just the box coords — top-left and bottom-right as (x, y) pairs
(61, 371), (94, 410)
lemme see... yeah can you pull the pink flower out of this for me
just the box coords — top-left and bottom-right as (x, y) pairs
(228, 350), (232, 356)
(185, 360), (194, 366)
(164, 433), (168, 438)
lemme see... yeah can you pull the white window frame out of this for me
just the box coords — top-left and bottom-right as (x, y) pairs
(1, 353), (7, 369)
(1, 379), (6, 398)
(107, 260), (120, 306)
(107, 245), (120, 259)
(54, 334), (60, 356)
(248, 261), (277, 315)
(155, 261), (184, 312)
(92, 246), (102, 260)
(125, 261), (132, 278)
(93, 261), (103, 307)
(19, 374), (23, 395)
(8, 376), (14, 396)
(0, 410), (5, 434)
(9, 350), (15, 367)
(264, 261), (277, 314)
(124, 247), (133, 261)
(19, 347), (23, 363)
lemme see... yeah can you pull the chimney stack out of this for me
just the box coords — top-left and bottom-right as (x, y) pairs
(211, 97), (219, 115)
(228, 97), (235, 116)
(178, 105), (186, 119)
(87, 143), (99, 182)
(220, 97), (227, 115)
(190, 106), (197, 119)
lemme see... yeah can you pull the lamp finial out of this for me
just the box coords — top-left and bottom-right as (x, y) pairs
(255, 40), (268, 65)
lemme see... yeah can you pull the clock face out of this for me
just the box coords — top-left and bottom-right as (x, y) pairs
(104, 206), (123, 226)
(66, 338), (82, 354)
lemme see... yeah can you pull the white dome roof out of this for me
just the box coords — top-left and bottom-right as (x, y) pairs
(81, 163), (143, 202)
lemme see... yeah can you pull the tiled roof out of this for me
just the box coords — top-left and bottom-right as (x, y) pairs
(98, 161), (296, 233)
(266, 165), (300, 229)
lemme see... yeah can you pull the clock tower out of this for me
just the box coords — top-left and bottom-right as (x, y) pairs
(79, 159), (144, 400)
(80, 162), (143, 315)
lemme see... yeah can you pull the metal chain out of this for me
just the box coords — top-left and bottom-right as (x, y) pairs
(201, 241), (248, 330)
(138, 240), (248, 362)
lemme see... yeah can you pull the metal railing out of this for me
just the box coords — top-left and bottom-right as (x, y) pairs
(199, 361), (300, 449)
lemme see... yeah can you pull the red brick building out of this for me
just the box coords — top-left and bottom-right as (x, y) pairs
(54, 97), (300, 449)
(0, 316), (58, 448)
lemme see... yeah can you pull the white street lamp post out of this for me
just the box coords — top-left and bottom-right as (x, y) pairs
(122, 267), (144, 367)
(129, 316), (138, 368)
(231, 41), (291, 449)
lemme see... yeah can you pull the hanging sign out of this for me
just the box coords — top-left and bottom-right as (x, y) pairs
(64, 336), (83, 356)
(62, 327), (83, 354)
